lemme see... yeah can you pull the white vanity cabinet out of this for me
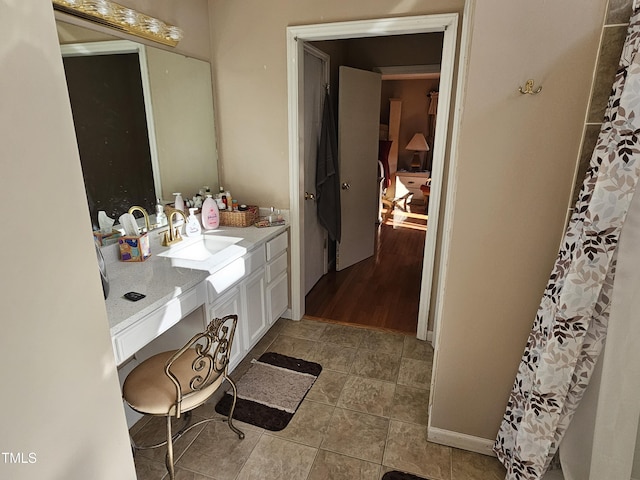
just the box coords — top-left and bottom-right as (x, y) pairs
(207, 285), (244, 369)
(239, 247), (268, 351)
(204, 229), (289, 371)
(265, 231), (289, 325)
(108, 225), (290, 428)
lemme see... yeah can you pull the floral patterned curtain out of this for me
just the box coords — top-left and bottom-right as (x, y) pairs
(494, 7), (640, 479)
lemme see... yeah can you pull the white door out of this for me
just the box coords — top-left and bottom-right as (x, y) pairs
(336, 66), (381, 271)
(303, 47), (329, 294)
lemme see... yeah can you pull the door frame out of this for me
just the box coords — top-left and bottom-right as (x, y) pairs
(286, 13), (464, 340)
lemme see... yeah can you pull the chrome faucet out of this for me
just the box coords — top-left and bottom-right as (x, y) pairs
(162, 210), (187, 246)
(127, 206), (151, 234)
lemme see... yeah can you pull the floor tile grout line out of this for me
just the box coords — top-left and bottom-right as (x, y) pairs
(381, 411), (394, 476)
(303, 444), (322, 480)
(232, 427), (266, 480)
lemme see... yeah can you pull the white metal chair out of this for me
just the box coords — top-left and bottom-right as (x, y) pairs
(122, 314), (244, 479)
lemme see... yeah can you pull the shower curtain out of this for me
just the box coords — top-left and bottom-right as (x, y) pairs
(494, 6), (640, 479)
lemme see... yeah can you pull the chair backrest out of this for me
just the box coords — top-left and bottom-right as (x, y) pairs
(164, 314), (238, 417)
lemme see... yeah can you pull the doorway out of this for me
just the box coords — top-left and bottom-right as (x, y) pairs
(305, 68), (437, 333)
(286, 14), (461, 341)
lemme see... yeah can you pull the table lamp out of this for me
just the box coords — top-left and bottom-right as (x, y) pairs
(406, 133), (429, 171)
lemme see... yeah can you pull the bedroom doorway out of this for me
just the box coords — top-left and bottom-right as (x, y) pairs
(287, 14), (461, 341)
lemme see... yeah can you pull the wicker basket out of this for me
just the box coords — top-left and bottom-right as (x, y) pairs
(219, 206), (258, 227)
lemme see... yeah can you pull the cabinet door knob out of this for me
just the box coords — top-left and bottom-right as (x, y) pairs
(341, 182), (351, 190)
(304, 192), (316, 200)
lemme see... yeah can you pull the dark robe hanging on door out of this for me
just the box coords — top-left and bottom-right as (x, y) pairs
(316, 90), (341, 242)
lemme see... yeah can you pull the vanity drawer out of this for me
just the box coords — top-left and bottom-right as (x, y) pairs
(114, 284), (204, 365)
(206, 257), (246, 304)
(266, 251), (288, 283)
(266, 232), (288, 261)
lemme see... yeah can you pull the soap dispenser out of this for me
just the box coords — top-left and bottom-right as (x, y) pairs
(201, 194), (220, 230)
(173, 193), (184, 212)
(155, 199), (167, 227)
(185, 208), (202, 237)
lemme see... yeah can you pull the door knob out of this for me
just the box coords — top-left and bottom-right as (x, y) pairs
(304, 192), (316, 200)
(341, 182), (351, 190)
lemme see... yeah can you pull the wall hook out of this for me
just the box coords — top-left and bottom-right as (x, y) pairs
(519, 79), (542, 95)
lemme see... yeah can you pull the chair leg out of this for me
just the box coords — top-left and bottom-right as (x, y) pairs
(165, 416), (175, 480)
(226, 377), (245, 440)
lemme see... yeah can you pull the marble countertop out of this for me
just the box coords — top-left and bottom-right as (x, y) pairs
(102, 223), (288, 337)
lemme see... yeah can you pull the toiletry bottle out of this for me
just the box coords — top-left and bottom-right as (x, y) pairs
(225, 190), (233, 209)
(155, 199), (167, 227)
(222, 190), (229, 209)
(173, 193), (184, 212)
(268, 206), (277, 224)
(201, 194), (220, 230)
(185, 208), (202, 237)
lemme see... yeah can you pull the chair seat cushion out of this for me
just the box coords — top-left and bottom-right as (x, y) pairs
(123, 349), (224, 416)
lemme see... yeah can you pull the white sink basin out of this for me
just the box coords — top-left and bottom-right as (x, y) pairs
(157, 234), (246, 272)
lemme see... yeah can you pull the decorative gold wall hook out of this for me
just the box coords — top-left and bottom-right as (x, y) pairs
(519, 79), (542, 95)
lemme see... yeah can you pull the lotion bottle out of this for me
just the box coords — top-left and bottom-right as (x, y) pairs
(185, 208), (202, 237)
(201, 194), (220, 230)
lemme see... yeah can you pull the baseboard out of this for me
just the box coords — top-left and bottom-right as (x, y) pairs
(427, 426), (497, 457)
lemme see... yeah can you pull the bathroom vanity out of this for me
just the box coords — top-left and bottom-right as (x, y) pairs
(103, 223), (289, 373)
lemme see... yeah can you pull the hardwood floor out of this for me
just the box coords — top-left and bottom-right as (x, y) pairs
(305, 203), (427, 334)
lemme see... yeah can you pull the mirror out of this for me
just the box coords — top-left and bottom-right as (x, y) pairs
(56, 21), (219, 229)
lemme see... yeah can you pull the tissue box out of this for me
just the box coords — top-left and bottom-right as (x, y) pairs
(93, 230), (122, 246)
(118, 234), (151, 262)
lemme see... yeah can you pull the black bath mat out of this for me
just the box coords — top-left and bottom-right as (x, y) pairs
(215, 352), (322, 431)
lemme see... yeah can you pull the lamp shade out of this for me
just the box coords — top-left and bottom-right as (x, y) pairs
(405, 133), (429, 152)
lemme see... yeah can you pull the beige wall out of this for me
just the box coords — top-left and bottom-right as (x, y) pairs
(1, 2), (135, 478)
(381, 78), (440, 171)
(209, 0), (465, 209)
(430, 0), (607, 440)
(208, 0), (608, 444)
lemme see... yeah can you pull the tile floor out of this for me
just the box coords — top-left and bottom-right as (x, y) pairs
(130, 318), (507, 480)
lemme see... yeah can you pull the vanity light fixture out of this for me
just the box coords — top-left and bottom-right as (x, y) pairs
(52, 0), (184, 47)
